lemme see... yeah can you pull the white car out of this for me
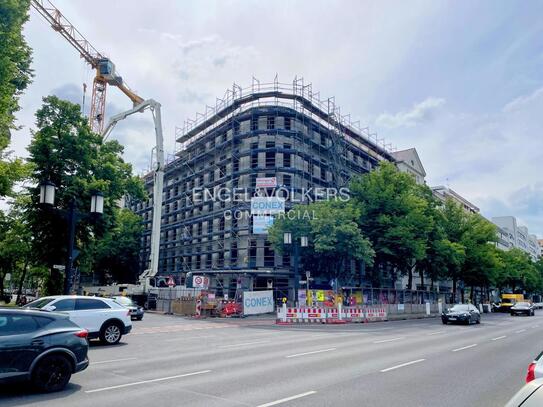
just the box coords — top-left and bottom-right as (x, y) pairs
(25, 295), (132, 345)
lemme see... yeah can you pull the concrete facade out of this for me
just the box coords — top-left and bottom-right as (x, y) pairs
(431, 185), (480, 214)
(391, 148), (426, 185)
(491, 216), (541, 261)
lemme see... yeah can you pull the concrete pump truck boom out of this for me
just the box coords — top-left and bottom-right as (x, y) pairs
(31, 1), (164, 294)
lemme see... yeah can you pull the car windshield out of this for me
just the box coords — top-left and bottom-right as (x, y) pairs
(515, 302), (530, 307)
(449, 305), (469, 312)
(113, 297), (134, 306)
(23, 298), (54, 309)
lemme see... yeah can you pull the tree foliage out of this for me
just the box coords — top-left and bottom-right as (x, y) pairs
(268, 201), (374, 284)
(24, 96), (144, 292)
(0, 0), (33, 196)
(349, 161), (433, 287)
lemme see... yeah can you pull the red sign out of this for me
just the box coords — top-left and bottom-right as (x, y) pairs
(167, 276), (175, 287)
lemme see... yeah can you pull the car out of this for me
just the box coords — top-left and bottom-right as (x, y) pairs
(510, 301), (535, 316)
(0, 308), (89, 392)
(505, 378), (543, 406)
(441, 304), (481, 325)
(111, 296), (145, 321)
(25, 295), (132, 345)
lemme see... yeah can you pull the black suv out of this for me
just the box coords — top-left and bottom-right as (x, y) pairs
(0, 308), (89, 392)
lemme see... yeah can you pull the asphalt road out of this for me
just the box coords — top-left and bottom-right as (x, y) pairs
(1, 311), (542, 407)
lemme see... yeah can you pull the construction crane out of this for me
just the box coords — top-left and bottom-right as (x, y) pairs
(31, 0), (164, 291)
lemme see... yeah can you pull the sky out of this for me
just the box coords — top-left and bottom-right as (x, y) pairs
(9, 0), (543, 237)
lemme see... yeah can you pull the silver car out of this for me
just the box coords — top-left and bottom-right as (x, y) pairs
(506, 378), (543, 406)
(112, 296), (144, 321)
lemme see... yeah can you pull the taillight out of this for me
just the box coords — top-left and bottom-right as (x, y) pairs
(526, 362), (536, 383)
(74, 330), (88, 338)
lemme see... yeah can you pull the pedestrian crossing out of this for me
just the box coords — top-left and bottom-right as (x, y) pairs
(132, 322), (237, 335)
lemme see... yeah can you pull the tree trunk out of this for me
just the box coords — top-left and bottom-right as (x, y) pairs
(420, 270), (425, 291)
(407, 267), (413, 290)
(452, 277), (457, 303)
(0, 272), (4, 303)
(16, 259), (30, 305)
(460, 287), (465, 303)
(470, 285), (475, 303)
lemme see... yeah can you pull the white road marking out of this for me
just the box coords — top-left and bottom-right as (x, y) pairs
(286, 348), (336, 358)
(380, 359), (426, 372)
(427, 331), (444, 336)
(452, 344), (477, 352)
(491, 336), (507, 341)
(256, 391), (317, 407)
(84, 370), (212, 393)
(373, 337), (404, 344)
(91, 357), (137, 365)
(218, 340), (270, 348)
(515, 329), (527, 333)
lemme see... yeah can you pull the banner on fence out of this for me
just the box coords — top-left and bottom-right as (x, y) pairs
(243, 290), (274, 315)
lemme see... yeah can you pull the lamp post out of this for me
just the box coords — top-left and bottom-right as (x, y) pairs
(39, 181), (104, 294)
(284, 232), (308, 306)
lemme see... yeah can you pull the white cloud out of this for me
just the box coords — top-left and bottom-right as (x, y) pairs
(376, 97), (446, 128)
(503, 86), (543, 112)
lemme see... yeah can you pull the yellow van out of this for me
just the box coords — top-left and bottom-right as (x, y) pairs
(499, 294), (525, 312)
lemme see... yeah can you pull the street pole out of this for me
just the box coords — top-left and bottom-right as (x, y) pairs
(64, 199), (77, 295)
(293, 242), (299, 307)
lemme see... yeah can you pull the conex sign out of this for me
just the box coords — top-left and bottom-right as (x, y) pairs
(243, 290), (274, 315)
(250, 197), (285, 215)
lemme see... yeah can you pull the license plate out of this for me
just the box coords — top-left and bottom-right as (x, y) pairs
(449, 317), (456, 320)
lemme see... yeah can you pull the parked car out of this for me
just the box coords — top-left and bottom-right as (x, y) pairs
(0, 308), (89, 392)
(111, 296), (144, 321)
(441, 304), (481, 325)
(510, 301), (535, 316)
(505, 378), (543, 406)
(525, 351), (543, 383)
(25, 295), (132, 345)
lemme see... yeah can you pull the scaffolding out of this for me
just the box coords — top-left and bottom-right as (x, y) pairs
(133, 77), (396, 296)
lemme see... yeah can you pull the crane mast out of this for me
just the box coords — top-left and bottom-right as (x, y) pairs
(31, 0), (164, 289)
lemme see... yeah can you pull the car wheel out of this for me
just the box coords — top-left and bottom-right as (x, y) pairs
(442, 319), (447, 325)
(31, 354), (72, 392)
(136, 316), (143, 321)
(100, 322), (123, 345)
(476, 317), (481, 324)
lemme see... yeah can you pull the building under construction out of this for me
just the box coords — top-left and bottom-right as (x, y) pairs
(132, 78), (396, 298)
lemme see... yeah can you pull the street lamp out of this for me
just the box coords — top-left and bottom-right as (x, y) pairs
(284, 232), (308, 306)
(39, 181), (104, 294)
(39, 181), (55, 206)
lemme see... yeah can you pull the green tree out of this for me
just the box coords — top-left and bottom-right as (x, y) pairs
(268, 201), (374, 286)
(349, 162), (432, 288)
(90, 209), (144, 284)
(0, 0), (33, 196)
(24, 96), (144, 293)
(496, 248), (541, 294)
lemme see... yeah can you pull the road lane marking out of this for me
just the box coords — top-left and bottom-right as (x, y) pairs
(256, 391), (317, 407)
(515, 329), (527, 333)
(91, 357), (137, 365)
(491, 336), (507, 341)
(427, 331), (444, 336)
(218, 340), (270, 348)
(286, 348), (336, 358)
(452, 344), (477, 352)
(373, 337), (404, 344)
(380, 359), (426, 373)
(84, 370), (212, 393)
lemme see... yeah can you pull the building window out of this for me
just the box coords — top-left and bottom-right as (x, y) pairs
(251, 116), (258, 131)
(266, 141), (275, 149)
(264, 240), (274, 267)
(284, 152), (291, 167)
(283, 174), (292, 188)
(284, 117), (291, 130)
(267, 116), (275, 130)
(233, 121), (240, 134)
(266, 151), (275, 168)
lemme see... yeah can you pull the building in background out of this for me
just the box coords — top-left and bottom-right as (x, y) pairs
(491, 216), (541, 261)
(391, 148), (426, 185)
(131, 79), (396, 296)
(431, 185), (480, 214)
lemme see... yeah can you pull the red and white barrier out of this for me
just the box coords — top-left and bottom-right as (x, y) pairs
(365, 306), (387, 322)
(342, 307), (364, 322)
(305, 308), (326, 323)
